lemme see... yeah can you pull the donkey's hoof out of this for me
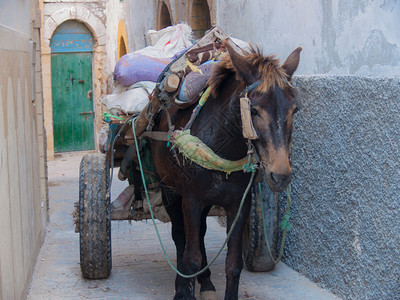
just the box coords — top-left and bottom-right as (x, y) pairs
(200, 290), (218, 300)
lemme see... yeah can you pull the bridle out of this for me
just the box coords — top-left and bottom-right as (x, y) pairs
(239, 80), (262, 141)
(239, 80), (294, 172)
(239, 80), (262, 98)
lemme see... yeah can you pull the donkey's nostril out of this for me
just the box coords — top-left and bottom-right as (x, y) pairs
(268, 172), (292, 192)
(270, 172), (279, 184)
(270, 172), (291, 186)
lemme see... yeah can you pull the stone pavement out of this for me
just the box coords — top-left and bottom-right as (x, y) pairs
(27, 151), (339, 300)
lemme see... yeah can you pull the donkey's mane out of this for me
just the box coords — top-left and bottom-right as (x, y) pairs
(210, 46), (289, 97)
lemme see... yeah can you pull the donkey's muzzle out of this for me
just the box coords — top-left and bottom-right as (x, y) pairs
(268, 171), (292, 192)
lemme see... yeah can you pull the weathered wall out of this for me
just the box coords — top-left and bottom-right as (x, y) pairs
(42, 0), (111, 159)
(217, 0), (400, 76)
(213, 1), (400, 299)
(129, 0), (216, 49)
(280, 75), (400, 299)
(126, 0), (156, 51)
(105, 0), (130, 72)
(0, 0), (47, 299)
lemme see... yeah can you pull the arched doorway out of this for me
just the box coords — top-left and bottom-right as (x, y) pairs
(191, 0), (211, 39)
(117, 20), (129, 59)
(159, 2), (172, 29)
(50, 20), (95, 152)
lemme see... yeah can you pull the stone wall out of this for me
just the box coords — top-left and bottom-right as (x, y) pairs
(282, 75), (400, 299)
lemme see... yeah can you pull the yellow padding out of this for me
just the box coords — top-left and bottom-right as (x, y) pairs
(185, 58), (204, 75)
(173, 130), (248, 174)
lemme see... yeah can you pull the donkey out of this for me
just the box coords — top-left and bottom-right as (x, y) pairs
(150, 42), (301, 300)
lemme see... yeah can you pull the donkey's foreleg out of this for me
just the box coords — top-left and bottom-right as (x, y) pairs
(197, 207), (217, 300)
(170, 209), (187, 299)
(180, 197), (203, 299)
(224, 197), (251, 300)
(161, 188), (188, 300)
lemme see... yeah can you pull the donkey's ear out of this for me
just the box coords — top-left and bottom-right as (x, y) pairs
(224, 40), (257, 85)
(282, 47), (302, 80)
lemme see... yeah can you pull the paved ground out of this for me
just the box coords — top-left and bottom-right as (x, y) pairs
(27, 151), (339, 300)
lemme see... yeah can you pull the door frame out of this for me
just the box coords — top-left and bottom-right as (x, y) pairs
(42, 10), (107, 160)
(51, 52), (95, 152)
(50, 20), (95, 152)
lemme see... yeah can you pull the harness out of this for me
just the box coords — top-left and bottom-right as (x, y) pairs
(134, 80), (292, 278)
(239, 81), (261, 141)
(142, 80), (263, 174)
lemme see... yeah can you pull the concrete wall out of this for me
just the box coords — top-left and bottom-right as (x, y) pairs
(284, 76), (400, 299)
(0, 0), (48, 299)
(217, 0), (400, 76)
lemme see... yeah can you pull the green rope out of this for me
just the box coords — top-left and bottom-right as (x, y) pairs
(103, 112), (126, 122)
(132, 117), (256, 279)
(259, 182), (292, 264)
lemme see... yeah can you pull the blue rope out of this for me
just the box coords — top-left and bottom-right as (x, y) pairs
(240, 80), (262, 97)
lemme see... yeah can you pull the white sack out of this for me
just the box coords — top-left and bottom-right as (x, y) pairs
(135, 23), (193, 59)
(101, 81), (156, 115)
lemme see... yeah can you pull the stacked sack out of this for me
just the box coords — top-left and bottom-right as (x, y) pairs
(102, 24), (194, 115)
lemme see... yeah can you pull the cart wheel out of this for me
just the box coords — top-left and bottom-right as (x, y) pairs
(243, 182), (278, 272)
(79, 153), (112, 279)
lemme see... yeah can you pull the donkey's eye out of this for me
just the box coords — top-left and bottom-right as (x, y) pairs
(293, 106), (299, 114)
(251, 107), (258, 116)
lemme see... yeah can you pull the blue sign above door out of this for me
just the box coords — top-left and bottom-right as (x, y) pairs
(50, 20), (93, 53)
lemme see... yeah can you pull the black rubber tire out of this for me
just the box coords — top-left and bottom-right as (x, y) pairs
(243, 182), (279, 272)
(79, 153), (112, 279)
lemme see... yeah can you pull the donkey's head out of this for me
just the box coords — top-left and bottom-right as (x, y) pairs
(225, 43), (302, 192)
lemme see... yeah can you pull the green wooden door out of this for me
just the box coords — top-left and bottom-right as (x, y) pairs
(51, 52), (94, 152)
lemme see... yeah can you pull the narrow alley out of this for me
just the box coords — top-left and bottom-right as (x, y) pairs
(27, 151), (337, 300)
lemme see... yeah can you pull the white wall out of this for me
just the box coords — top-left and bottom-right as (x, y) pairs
(0, 1), (31, 35)
(0, 0), (47, 299)
(105, 0), (129, 73)
(216, 0), (400, 76)
(127, 0), (157, 51)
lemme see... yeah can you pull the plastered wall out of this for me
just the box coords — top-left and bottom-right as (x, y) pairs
(126, 0), (157, 51)
(217, 0), (400, 76)
(212, 1), (400, 298)
(0, 0), (47, 299)
(284, 76), (400, 299)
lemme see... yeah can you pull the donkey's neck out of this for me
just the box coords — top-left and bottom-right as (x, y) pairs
(191, 79), (248, 160)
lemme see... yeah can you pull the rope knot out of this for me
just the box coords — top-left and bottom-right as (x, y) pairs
(243, 162), (258, 173)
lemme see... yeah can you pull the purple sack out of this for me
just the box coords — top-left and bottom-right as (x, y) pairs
(177, 60), (218, 103)
(113, 53), (170, 86)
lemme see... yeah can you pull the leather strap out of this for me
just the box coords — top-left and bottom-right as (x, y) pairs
(141, 131), (171, 141)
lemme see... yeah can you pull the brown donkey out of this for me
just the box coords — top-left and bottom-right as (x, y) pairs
(151, 43), (301, 300)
